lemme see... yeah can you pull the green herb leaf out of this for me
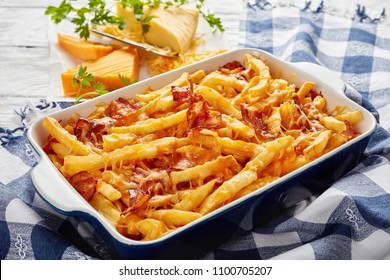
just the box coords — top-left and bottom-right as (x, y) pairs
(45, 0), (74, 24)
(72, 65), (109, 104)
(45, 0), (224, 39)
(118, 74), (130, 86)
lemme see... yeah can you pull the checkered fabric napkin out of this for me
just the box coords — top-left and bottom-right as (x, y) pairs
(204, 0), (390, 260)
(1, 1), (389, 259)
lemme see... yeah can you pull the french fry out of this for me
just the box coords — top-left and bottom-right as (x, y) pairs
(116, 214), (142, 236)
(221, 115), (255, 139)
(144, 209), (202, 227)
(174, 179), (217, 211)
(295, 81), (316, 101)
(234, 176), (279, 199)
(335, 111), (362, 125)
(323, 132), (348, 153)
(200, 71), (247, 93)
(102, 132), (137, 152)
(47, 154), (63, 170)
(89, 193), (121, 225)
(321, 116), (346, 132)
(110, 109), (187, 135)
(137, 72), (189, 114)
(187, 129), (261, 159)
(170, 155), (239, 187)
(96, 180), (122, 202)
(50, 142), (70, 160)
(280, 101), (297, 129)
(147, 193), (181, 209)
(303, 130), (332, 159)
(253, 82), (295, 112)
(189, 69), (207, 83)
(195, 85), (241, 119)
(43, 116), (94, 156)
(242, 136), (294, 174)
(264, 107), (282, 137)
(199, 170), (258, 215)
(136, 218), (167, 240)
(313, 95), (326, 112)
(63, 137), (177, 176)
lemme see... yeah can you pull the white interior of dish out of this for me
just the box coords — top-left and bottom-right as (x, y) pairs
(28, 48), (377, 246)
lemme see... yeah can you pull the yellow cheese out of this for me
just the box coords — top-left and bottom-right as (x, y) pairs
(115, 2), (144, 40)
(116, 3), (199, 54)
(61, 47), (139, 97)
(57, 33), (114, 60)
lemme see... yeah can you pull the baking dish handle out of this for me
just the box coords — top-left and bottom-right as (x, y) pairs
(31, 159), (90, 214)
(293, 62), (346, 94)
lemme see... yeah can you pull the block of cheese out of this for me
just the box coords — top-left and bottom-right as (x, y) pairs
(116, 3), (199, 54)
(58, 33), (114, 61)
(61, 47), (139, 97)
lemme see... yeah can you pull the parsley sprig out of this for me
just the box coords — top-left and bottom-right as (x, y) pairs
(72, 66), (136, 104)
(72, 65), (109, 104)
(45, 0), (224, 39)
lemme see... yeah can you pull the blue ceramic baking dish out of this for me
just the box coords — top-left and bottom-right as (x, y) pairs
(27, 48), (377, 259)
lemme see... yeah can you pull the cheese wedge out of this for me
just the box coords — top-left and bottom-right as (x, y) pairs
(116, 3), (199, 54)
(61, 47), (139, 97)
(58, 33), (114, 60)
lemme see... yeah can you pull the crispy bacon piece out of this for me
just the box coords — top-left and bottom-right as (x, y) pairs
(344, 120), (359, 140)
(74, 118), (113, 148)
(220, 61), (247, 80)
(308, 89), (323, 99)
(107, 97), (141, 125)
(186, 101), (222, 131)
(74, 118), (92, 142)
(122, 166), (170, 214)
(145, 155), (174, 172)
(241, 104), (275, 139)
(127, 188), (151, 213)
(172, 83), (203, 104)
(69, 171), (97, 201)
(42, 137), (55, 154)
(220, 61), (244, 72)
(172, 84), (192, 102)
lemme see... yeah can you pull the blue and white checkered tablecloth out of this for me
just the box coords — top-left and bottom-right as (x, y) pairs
(1, 0), (389, 259)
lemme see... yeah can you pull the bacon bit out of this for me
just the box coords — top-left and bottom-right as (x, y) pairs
(241, 104), (275, 139)
(172, 83), (203, 104)
(126, 187), (151, 213)
(74, 118), (92, 142)
(123, 179), (164, 214)
(292, 96), (300, 105)
(172, 84), (192, 103)
(69, 171), (96, 201)
(145, 155), (174, 172)
(220, 61), (244, 72)
(187, 101), (222, 131)
(107, 97), (141, 125)
(122, 165), (170, 214)
(220, 61), (248, 80)
(308, 89), (323, 99)
(344, 120), (359, 140)
(42, 137), (55, 154)
(74, 118), (113, 148)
